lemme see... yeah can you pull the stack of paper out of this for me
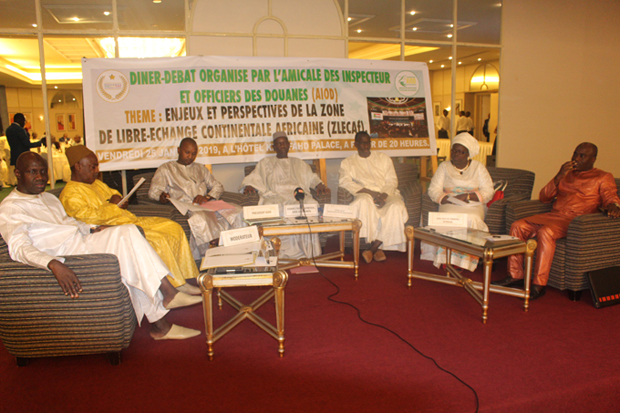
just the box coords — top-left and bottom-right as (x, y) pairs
(200, 240), (277, 271)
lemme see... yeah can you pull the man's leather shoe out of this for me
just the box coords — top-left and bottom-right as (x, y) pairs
(373, 250), (387, 262)
(154, 324), (201, 340)
(362, 250), (373, 264)
(165, 292), (202, 310)
(491, 276), (524, 288)
(529, 285), (546, 300)
(177, 283), (202, 296)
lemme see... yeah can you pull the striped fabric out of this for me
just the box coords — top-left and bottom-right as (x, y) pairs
(0, 238), (136, 360)
(336, 160), (422, 248)
(421, 166), (535, 234)
(506, 178), (620, 293)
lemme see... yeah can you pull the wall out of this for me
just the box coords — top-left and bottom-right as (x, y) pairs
(500, 0), (620, 194)
(3, 87), (84, 141)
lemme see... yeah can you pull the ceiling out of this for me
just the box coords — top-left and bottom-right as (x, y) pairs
(0, 0), (501, 89)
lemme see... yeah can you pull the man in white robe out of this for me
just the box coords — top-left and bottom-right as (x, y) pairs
(149, 138), (243, 259)
(241, 132), (331, 259)
(0, 152), (202, 340)
(339, 131), (408, 263)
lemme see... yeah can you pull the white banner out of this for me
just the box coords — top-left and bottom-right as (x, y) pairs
(82, 56), (436, 171)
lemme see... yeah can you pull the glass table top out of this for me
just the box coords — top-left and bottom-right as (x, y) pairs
(417, 226), (523, 249)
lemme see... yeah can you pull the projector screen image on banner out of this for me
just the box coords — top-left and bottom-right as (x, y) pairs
(82, 56), (437, 171)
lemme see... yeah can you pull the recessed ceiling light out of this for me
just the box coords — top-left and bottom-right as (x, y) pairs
(32, 23), (37, 28)
(478, 58), (482, 61)
(429, 60), (433, 63)
(357, 29), (362, 33)
(412, 27), (417, 31)
(441, 65), (444, 68)
(347, 17), (352, 21)
(54, 86), (58, 89)
(458, 61), (462, 65)
(409, 11), (416, 15)
(71, 17), (80, 22)
(448, 56), (452, 60)
(447, 34), (453, 38)
(153, 0), (161, 3)
(103, 11), (110, 16)
(449, 24), (454, 28)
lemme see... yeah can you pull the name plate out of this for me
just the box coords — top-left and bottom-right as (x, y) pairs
(283, 203), (319, 217)
(323, 203), (357, 219)
(219, 225), (260, 247)
(243, 204), (280, 219)
(428, 212), (468, 227)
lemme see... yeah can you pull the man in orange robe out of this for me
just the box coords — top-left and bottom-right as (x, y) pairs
(493, 142), (620, 299)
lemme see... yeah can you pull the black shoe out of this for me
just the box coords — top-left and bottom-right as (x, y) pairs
(529, 285), (546, 300)
(491, 276), (524, 288)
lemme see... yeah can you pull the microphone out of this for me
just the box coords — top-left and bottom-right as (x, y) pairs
(294, 187), (305, 201)
(294, 187), (305, 219)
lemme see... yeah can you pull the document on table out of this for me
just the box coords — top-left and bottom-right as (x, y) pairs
(201, 252), (257, 269)
(199, 199), (235, 211)
(204, 240), (262, 257)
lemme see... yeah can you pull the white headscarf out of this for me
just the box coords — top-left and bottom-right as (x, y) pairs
(452, 132), (479, 159)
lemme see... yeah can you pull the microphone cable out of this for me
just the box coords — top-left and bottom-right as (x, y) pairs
(296, 196), (480, 413)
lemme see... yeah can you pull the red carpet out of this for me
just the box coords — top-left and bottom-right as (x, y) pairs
(2, 243), (620, 413)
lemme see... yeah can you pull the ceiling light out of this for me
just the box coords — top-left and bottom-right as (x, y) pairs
(54, 86), (58, 89)
(412, 27), (417, 31)
(409, 11), (416, 15)
(71, 17), (80, 22)
(447, 34), (453, 38)
(153, 0), (162, 3)
(32, 24), (37, 28)
(429, 60), (433, 63)
(357, 29), (362, 33)
(448, 56), (452, 60)
(97, 37), (186, 58)
(347, 17), (352, 21)
(441, 65), (444, 68)
(478, 58), (482, 61)
(449, 24), (454, 28)
(458, 61), (462, 65)
(103, 11), (110, 16)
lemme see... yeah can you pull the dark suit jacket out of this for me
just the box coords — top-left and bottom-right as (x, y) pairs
(6, 123), (41, 165)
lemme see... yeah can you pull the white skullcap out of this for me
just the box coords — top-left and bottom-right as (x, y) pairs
(452, 132), (479, 159)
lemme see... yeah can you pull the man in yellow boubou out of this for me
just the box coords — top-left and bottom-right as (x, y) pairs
(59, 146), (201, 296)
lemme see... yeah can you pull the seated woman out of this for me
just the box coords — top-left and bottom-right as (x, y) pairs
(421, 133), (494, 271)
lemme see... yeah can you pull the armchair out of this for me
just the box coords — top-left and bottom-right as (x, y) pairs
(421, 166), (535, 235)
(505, 178), (620, 301)
(0, 237), (136, 366)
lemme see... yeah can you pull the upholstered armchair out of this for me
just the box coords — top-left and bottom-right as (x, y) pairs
(336, 160), (422, 248)
(0, 237), (136, 366)
(421, 166), (536, 235)
(505, 178), (620, 301)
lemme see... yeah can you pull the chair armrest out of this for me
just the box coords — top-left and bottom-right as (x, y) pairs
(220, 191), (258, 207)
(563, 213), (620, 274)
(485, 193), (531, 235)
(0, 254), (136, 358)
(336, 187), (354, 205)
(505, 200), (554, 233)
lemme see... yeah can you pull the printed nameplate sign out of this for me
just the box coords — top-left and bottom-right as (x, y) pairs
(323, 203), (357, 219)
(219, 225), (260, 247)
(428, 212), (468, 228)
(283, 204), (319, 217)
(243, 204), (280, 220)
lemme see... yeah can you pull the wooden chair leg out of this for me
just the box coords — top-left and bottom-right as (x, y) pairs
(16, 357), (30, 367)
(106, 351), (122, 366)
(568, 290), (583, 302)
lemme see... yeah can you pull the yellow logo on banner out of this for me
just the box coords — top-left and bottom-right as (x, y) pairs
(97, 70), (130, 103)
